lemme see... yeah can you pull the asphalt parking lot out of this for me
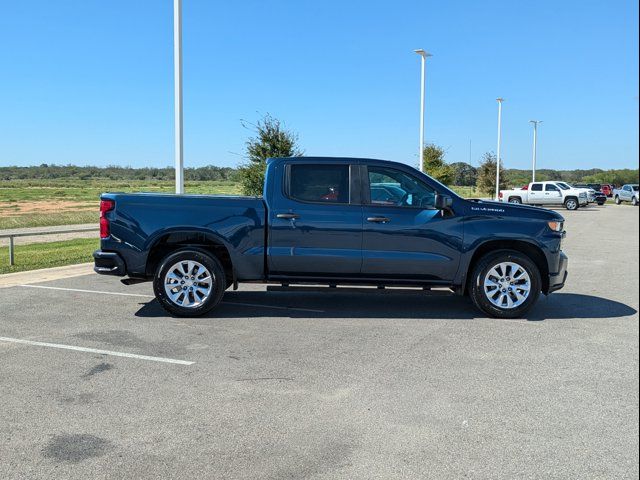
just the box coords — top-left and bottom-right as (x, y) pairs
(1, 204), (638, 479)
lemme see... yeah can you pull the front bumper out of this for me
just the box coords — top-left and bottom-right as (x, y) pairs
(93, 250), (126, 276)
(548, 251), (568, 293)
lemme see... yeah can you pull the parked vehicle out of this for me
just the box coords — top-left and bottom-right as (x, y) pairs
(94, 157), (568, 319)
(600, 184), (614, 197)
(499, 181), (588, 210)
(565, 183), (596, 203)
(592, 191), (607, 205)
(613, 184), (640, 206)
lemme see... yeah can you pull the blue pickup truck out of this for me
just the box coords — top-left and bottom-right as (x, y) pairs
(94, 157), (568, 318)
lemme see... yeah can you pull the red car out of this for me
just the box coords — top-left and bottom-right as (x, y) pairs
(600, 184), (614, 197)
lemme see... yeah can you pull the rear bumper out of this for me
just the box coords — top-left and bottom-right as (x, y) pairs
(547, 251), (568, 293)
(93, 250), (126, 276)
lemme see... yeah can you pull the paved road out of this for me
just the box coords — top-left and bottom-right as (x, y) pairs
(0, 223), (97, 247)
(0, 205), (637, 479)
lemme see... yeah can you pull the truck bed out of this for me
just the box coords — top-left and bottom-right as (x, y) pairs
(99, 193), (266, 279)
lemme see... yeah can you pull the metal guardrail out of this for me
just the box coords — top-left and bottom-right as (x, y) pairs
(0, 226), (97, 266)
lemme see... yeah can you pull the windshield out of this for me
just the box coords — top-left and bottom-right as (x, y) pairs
(556, 183), (571, 190)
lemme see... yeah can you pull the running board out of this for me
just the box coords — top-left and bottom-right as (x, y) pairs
(266, 285), (456, 295)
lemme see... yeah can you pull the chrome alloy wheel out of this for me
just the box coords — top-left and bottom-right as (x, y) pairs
(483, 262), (531, 309)
(164, 260), (213, 308)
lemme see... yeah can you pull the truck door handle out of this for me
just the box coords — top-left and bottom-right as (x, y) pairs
(367, 217), (390, 223)
(276, 213), (300, 220)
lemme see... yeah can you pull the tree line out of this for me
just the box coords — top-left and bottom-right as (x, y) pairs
(0, 164), (239, 182)
(2, 114), (637, 196)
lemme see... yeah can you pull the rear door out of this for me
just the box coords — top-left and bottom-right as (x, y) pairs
(267, 162), (363, 276)
(528, 183), (544, 203)
(360, 164), (461, 281)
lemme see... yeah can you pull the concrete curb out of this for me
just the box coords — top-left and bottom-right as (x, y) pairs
(0, 263), (94, 288)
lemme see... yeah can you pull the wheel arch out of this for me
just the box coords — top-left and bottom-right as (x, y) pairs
(463, 240), (549, 295)
(145, 230), (234, 287)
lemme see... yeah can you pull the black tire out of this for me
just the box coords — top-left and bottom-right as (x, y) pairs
(469, 250), (541, 319)
(633, 197), (638, 206)
(564, 197), (579, 211)
(508, 197), (523, 204)
(615, 195), (621, 205)
(153, 248), (226, 317)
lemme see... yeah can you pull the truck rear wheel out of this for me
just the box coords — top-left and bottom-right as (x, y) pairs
(508, 197), (522, 204)
(469, 250), (541, 319)
(153, 249), (225, 317)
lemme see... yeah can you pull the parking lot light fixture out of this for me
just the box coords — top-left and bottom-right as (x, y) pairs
(495, 98), (504, 199)
(174, 0), (184, 194)
(414, 49), (432, 172)
(530, 120), (542, 182)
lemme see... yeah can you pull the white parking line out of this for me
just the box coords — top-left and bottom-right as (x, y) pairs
(20, 284), (154, 298)
(0, 336), (194, 365)
(18, 284), (324, 313)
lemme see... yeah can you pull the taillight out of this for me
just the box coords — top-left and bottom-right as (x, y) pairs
(100, 199), (115, 239)
(498, 191), (503, 199)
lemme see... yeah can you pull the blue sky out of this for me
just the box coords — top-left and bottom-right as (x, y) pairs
(0, 0), (638, 170)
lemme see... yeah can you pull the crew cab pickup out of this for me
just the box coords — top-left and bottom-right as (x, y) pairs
(499, 181), (588, 210)
(613, 184), (639, 206)
(94, 157), (568, 319)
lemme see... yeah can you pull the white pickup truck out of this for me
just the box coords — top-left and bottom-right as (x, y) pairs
(613, 184), (639, 206)
(499, 181), (588, 210)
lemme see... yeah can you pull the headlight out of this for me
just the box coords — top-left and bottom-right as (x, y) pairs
(548, 221), (564, 232)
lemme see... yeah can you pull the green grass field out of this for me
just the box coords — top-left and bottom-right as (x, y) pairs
(0, 238), (98, 274)
(0, 179), (241, 229)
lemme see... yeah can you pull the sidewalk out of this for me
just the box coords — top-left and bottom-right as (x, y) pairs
(0, 262), (94, 288)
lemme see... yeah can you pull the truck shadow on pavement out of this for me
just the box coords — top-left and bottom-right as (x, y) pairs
(135, 292), (637, 321)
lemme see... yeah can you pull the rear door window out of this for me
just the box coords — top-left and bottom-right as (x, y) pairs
(288, 164), (350, 204)
(531, 184), (543, 191)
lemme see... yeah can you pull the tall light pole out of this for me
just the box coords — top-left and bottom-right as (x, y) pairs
(495, 98), (504, 200)
(174, 0), (184, 194)
(414, 49), (432, 172)
(530, 120), (542, 182)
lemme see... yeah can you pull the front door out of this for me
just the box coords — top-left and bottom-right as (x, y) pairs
(360, 165), (462, 282)
(268, 162), (363, 276)
(544, 183), (563, 204)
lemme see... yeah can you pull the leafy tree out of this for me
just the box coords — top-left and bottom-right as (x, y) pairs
(421, 144), (455, 185)
(450, 162), (477, 186)
(238, 114), (303, 196)
(476, 152), (506, 198)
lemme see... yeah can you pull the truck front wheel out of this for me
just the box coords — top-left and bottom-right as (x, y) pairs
(153, 249), (226, 317)
(469, 250), (541, 319)
(564, 198), (579, 210)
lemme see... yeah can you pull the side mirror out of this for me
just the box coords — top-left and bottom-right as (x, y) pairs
(434, 194), (453, 210)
